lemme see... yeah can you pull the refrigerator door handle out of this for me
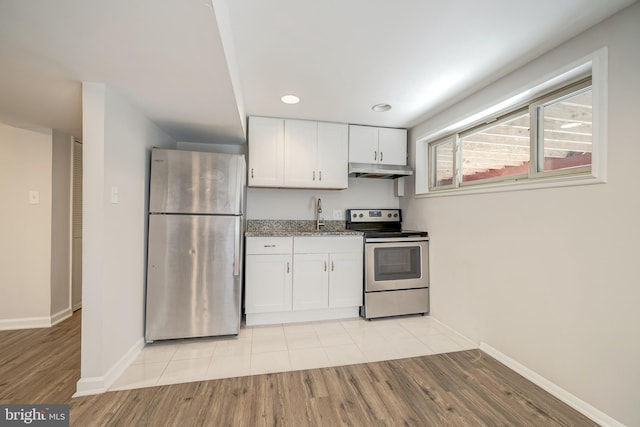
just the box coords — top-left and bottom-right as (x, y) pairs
(235, 157), (245, 214)
(233, 218), (241, 277)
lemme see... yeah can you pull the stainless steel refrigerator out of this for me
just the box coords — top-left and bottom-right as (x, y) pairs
(145, 148), (245, 342)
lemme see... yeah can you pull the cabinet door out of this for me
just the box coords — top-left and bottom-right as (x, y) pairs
(248, 117), (285, 187)
(284, 119), (318, 187)
(328, 252), (363, 308)
(317, 122), (348, 189)
(245, 254), (292, 313)
(377, 128), (407, 166)
(348, 125), (379, 164)
(292, 253), (329, 310)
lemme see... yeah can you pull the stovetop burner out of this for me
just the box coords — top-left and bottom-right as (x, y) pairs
(345, 209), (428, 240)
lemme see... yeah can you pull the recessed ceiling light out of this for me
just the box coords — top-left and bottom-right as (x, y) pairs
(372, 103), (392, 112)
(281, 95), (300, 104)
(560, 122), (582, 129)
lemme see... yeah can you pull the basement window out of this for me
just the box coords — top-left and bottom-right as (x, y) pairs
(429, 78), (592, 191)
(416, 48), (606, 196)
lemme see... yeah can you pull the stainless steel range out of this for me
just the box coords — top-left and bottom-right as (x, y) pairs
(346, 209), (429, 319)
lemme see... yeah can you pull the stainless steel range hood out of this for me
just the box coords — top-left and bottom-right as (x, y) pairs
(348, 162), (413, 179)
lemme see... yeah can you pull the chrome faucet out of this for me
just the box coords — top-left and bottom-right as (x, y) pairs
(316, 198), (325, 231)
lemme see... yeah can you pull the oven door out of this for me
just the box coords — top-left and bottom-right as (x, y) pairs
(365, 240), (429, 292)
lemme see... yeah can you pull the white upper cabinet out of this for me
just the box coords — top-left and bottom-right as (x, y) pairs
(349, 125), (407, 166)
(378, 127), (408, 166)
(248, 117), (285, 187)
(348, 125), (379, 164)
(249, 116), (348, 189)
(283, 119), (318, 187)
(316, 122), (348, 189)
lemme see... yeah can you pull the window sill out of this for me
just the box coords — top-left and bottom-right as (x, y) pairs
(415, 173), (605, 199)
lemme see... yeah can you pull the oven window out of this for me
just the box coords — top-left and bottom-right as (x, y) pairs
(374, 246), (421, 281)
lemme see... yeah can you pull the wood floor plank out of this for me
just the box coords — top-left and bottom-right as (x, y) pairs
(0, 312), (598, 426)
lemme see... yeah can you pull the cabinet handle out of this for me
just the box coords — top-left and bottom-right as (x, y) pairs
(324, 261), (327, 272)
(313, 170), (316, 181)
(331, 261), (334, 271)
(287, 262), (290, 273)
(263, 244), (276, 248)
(374, 151), (377, 161)
(380, 152), (383, 162)
(251, 168), (254, 178)
(319, 171), (322, 181)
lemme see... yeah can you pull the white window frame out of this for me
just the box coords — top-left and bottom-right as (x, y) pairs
(530, 79), (593, 179)
(429, 135), (457, 190)
(458, 107), (530, 188)
(415, 47), (607, 197)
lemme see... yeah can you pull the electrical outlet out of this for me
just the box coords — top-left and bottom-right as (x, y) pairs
(332, 209), (343, 220)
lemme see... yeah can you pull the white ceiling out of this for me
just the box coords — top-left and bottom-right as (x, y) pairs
(0, 0), (635, 144)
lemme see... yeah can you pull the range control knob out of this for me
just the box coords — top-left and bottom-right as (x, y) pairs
(387, 213), (392, 218)
(393, 213), (398, 218)
(358, 213), (364, 218)
(352, 213), (357, 218)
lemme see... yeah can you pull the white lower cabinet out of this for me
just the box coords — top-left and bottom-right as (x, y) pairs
(245, 237), (293, 315)
(245, 254), (292, 313)
(328, 252), (363, 308)
(245, 235), (363, 326)
(292, 253), (329, 310)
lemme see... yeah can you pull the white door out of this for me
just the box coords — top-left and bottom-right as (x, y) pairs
(328, 252), (363, 308)
(245, 254), (292, 313)
(284, 119), (317, 187)
(348, 125), (379, 164)
(317, 122), (348, 189)
(377, 128), (407, 165)
(292, 253), (329, 310)
(248, 117), (285, 187)
(71, 140), (82, 311)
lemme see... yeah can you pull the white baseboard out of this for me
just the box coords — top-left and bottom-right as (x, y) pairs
(479, 342), (624, 427)
(0, 307), (74, 331)
(51, 308), (72, 326)
(73, 337), (144, 397)
(0, 316), (51, 330)
(72, 302), (82, 312)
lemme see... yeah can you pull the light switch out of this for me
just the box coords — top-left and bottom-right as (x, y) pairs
(29, 190), (40, 204)
(332, 209), (343, 220)
(111, 186), (119, 204)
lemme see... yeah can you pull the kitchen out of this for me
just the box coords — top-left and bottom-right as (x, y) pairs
(1, 1), (640, 426)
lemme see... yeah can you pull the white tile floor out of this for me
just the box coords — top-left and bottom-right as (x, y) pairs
(110, 315), (477, 391)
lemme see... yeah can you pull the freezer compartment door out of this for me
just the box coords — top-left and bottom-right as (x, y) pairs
(145, 214), (243, 341)
(149, 149), (246, 215)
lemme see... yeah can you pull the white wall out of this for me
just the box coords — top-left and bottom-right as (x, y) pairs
(0, 123), (52, 326)
(177, 141), (247, 155)
(50, 129), (72, 318)
(402, 4), (640, 426)
(175, 140), (400, 221)
(247, 178), (399, 220)
(78, 83), (175, 393)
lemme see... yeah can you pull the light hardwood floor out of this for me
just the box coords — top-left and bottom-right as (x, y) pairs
(0, 311), (597, 426)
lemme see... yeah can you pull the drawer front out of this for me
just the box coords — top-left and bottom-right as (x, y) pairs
(246, 237), (293, 254)
(294, 236), (363, 254)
